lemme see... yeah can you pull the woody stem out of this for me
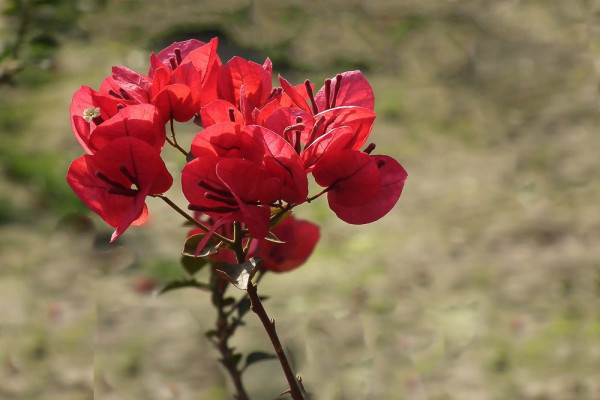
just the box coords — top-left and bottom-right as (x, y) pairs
(230, 224), (304, 400)
(247, 282), (305, 400)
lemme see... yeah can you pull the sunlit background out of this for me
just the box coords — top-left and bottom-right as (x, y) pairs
(0, 1), (599, 399)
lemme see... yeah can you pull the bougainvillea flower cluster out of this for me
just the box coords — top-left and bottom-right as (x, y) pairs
(67, 38), (407, 272)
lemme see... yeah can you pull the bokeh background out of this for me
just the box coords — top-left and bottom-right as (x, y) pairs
(1, 1), (599, 399)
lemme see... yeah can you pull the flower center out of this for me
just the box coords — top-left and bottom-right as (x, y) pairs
(82, 107), (101, 123)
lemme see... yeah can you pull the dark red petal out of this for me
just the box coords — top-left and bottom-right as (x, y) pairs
(329, 155), (407, 224)
(89, 104), (166, 152)
(314, 70), (374, 111)
(313, 149), (380, 207)
(253, 217), (320, 273)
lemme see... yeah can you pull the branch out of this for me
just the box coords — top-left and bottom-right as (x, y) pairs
(247, 282), (305, 400)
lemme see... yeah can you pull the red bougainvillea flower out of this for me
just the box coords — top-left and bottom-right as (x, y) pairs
(67, 137), (173, 241)
(149, 38), (222, 119)
(182, 122), (308, 238)
(249, 216), (320, 273)
(312, 149), (407, 224)
(278, 70), (374, 115)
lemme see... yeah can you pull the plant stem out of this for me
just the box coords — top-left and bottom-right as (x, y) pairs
(214, 278), (251, 400)
(152, 194), (234, 245)
(247, 282), (305, 400)
(167, 118), (189, 156)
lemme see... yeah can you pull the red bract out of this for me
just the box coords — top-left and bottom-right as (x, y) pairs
(183, 122), (308, 238)
(314, 70), (374, 111)
(88, 104), (165, 153)
(67, 137), (173, 241)
(217, 57), (272, 120)
(250, 216), (320, 273)
(313, 150), (407, 224)
(149, 38), (222, 110)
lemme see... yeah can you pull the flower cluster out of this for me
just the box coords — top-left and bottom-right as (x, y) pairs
(67, 38), (407, 272)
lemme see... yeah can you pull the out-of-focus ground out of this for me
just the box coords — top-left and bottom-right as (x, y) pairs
(1, 1), (599, 399)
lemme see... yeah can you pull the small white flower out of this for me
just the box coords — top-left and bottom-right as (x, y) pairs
(82, 107), (101, 123)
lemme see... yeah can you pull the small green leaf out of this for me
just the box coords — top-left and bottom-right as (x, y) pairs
(269, 209), (292, 229)
(237, 297), (251, 318)
(244, 351), (277, 370)
(232, 353), (243, 367)
(158, 279), (210, 295)
(215, 258), (262, 290)
(222, 297), (236, 306)
(204, 329), (217, 339)
(180, 255), (208, 276)
(183, 234), (222, 257)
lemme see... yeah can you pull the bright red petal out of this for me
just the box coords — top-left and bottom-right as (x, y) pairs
(89, 104), (166, 152)
(314, 70), (374, 111)
(329, 155), (407, 224)
(218, 56), (272, 111)
(313, 149), (380, 207)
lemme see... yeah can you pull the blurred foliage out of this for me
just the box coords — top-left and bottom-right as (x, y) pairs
(0, 0), (83, 83)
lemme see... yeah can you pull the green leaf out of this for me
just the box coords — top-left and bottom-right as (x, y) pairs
(204, 329), (217, 339)
(182, 234), (222, 258)
(232, 353), (243, 367)
(215, 258), (262, 290)
(237, 297), (251, 318)
(269, 209), (292, 229)
(158, 279), (210, 295)
(222, 297), (236, 306)
(243, 351), (277, 370)
(180, 255), (208, 276)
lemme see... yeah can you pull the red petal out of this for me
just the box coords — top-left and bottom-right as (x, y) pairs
(277, 76), (311, 113)
(329, 155), (407, 224)
(149, 39), (207, 77)
(314, 70), (374, 111)
(89, 104), (166, 152)
(253, 217), (320, 273)
(313, 106), (376, 151)
(313, 149), (380, 207)
(218, 56), (272, 111)
(301, 126), (354, 171)
(70, 86), (94, 153)
(244, 125), (309, 203)
(111, 66), (152, 103)
(152, 83), (196, 122)
(199, 100), (244, 127)
(66, 137), (172, 240)
(181, 38), (221, 106)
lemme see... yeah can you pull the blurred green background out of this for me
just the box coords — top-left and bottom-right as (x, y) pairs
(1, 0), (599, 399)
